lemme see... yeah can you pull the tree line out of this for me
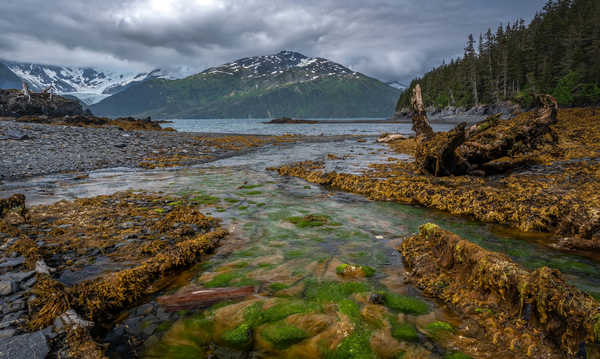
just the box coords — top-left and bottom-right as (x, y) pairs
(397, 0), (600, 111)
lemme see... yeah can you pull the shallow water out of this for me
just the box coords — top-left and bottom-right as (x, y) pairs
(161, 118), (457, 136)
(2, 138), (599, 358)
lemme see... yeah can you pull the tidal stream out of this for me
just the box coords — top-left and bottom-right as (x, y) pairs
(2, 138), (599, 358)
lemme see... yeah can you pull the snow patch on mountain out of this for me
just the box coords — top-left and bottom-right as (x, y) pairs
(202, 51), (360, 83)
(386, 81), (408, 91)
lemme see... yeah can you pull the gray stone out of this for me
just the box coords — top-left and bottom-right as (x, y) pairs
(136, 303), (154, 316)
(0, 281), (15, 296)
(0, 271), (34, 283)
(0, 257), (24, 268)
(0, 329), (15, 339)
(4, 129), (30, 141)
(0, 331), (49, 359)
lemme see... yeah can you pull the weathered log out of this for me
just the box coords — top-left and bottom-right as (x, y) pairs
(459, 94), (558, 166)
(157, 286), (255, 312)
(411, 83), (559, 176)
(415, 123), (469, 176)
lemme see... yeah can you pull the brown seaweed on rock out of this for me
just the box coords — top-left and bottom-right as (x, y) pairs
(400, 223), (600, 358)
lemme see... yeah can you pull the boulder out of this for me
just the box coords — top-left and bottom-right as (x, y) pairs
(0, 331), (49, 359)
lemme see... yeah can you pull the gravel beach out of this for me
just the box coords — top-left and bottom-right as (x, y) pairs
(0, 120), (356, 181)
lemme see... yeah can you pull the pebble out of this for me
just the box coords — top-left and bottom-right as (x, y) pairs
(0, 281), (15, 296)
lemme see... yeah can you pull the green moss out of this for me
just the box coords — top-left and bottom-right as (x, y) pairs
(425, 321), (454, 338)
(261, 322), (309, 349)
(304, 280), (370, 303)
(216, 207), (226, 212)
(444, 352), (473, 359)
(238, 206), (249, 210)
(383, 293), (429, 315)
(221, 323), (252, 350)
(153, 208), (165, 213)
(390, 322), (418, 342)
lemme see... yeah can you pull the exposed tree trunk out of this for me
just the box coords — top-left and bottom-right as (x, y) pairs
(410, 84), (434, 140)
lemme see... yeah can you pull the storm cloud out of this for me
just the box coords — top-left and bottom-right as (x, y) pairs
(0, 0), (546, 82)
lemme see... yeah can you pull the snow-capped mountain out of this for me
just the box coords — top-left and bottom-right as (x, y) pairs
(386, 81), (408, 91)
(91, 50), (401, 119)
(0, 61), (166, 105)
(201, 50), (361, 83)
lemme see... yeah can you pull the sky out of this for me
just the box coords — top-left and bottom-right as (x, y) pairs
(0, 0), (547, 83)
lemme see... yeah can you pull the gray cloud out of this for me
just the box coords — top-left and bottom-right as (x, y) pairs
(0, 0), (547, 82)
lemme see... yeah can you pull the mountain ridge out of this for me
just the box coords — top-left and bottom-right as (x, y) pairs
(90, 51), (401, 118)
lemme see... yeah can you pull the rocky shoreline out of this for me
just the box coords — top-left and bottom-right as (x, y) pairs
(393, 101), (522, 124)
(0, 120), (358, 182)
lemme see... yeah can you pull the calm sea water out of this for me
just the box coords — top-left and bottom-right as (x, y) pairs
(160, 118), (456, 136)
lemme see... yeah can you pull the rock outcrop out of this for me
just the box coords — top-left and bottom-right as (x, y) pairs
(0, 89), (85, 117)
(400, 223), (600, 358)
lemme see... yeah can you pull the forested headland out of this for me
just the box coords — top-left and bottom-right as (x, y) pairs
(397, 0), (600, 111)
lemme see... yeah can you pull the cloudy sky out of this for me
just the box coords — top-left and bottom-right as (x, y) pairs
(1, 0), (546, 83)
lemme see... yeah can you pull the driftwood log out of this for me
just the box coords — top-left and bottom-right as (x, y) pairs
(157, 286), (255, 312)
(411, 85), (558, 176)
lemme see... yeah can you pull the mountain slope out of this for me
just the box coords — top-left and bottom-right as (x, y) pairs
(91, 51), (400, 118)
(0, 61), (164, 105)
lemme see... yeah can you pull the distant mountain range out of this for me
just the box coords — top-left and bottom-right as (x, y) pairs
(0, 61), (166, 105)
(0, 52), (401, 118)
(90, 51), (400, 118)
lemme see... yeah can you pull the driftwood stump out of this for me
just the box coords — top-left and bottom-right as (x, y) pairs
(411, 84), (559, 176)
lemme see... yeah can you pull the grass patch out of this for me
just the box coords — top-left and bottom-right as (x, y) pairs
(261, 322), (309, 349)
(383, 293), (429, 315)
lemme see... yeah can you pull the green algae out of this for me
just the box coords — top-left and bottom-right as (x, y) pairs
(288, 214), (332, 228)
(390, 321), (418, 342)
(221, 323), (252, 350)
(326, 327), (376, 359)
(261, 322), (309, 349)
(239, 190), (263, 196)
(269, 283), (289, 292)
(425, 321), (454, 338)
(239, 184), (264, 190)
(262, 300), (320, 323)
(224, 198), (240, 203)
(191, 194), (220, 205)
(383, 293), (429, 315)
(304, 280), (370, 303)
(203, 271), (258, 288)
(444, 352), (473, 359)
(338, 299), (361, 322)
(336, 264), (348, 275)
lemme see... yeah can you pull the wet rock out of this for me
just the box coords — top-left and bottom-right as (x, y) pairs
(0, 281), (16, 296)
(0, 329), (16, 339)
(0, 331), (49, 359)
(0, 271), (34, 283)
(3, 129), (30, 140)
(34, 260), (52, 275)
